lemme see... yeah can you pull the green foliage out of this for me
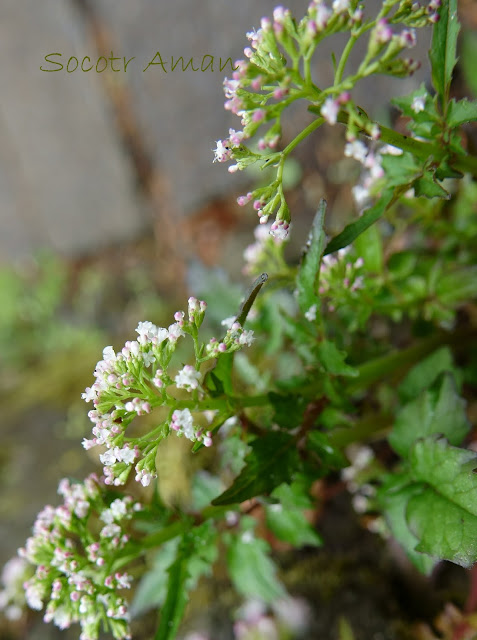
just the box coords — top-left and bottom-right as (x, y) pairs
(8, 1), (477, 638)
(265, 480), (323, 547)
(429, 0), (460, 109)
(155, 522), (218, 640)
(226, 523), (286, 603)
(296, 199), (327, 314)
(390, 373), (470, 457)
(212, 432), (299, 506)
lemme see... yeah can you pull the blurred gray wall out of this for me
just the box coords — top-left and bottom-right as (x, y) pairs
(0, 0), (429, 262)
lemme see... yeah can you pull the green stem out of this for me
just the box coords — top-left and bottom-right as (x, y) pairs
(328, 108), (477, 177)
(334, 34), (358, 85)
(141, 520), (186, 549)
(281, 116), (324, 159)
(345, 330), (467, 395)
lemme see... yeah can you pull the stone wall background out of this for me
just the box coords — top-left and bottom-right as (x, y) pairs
(0, 0), (431, 263)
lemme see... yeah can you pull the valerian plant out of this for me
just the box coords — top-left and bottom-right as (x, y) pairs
(1, 0), (477, 638)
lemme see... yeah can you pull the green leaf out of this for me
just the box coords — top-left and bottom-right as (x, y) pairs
(212, 432), (299, 506)
(155, 523), (218, 640)
(265, 502), (322, 547)
(227, 531), (286, 602)
(131, 539), (179, 617)
(265, 480), (322, 546)
(353, 224), (383, 273)
(191, 471), (224, 510)
(389, 373), (470, 457)
(461, 31), (477, 98)
(436, 265), (477, 305)
(407, 489), (477, 568)
(429, 0), (460, 107)
(306, 430), (347, 469)
(398, 347), (455, 403)
(154, 548), (190, 640)
(410, 437), (477, 517)
(324, 190), (394, 255)
(296, 199), (327, 314)
(268, 392), (306, 430)
(377, 475), (438, 574)
(413, 171), (450, 199)
(235, 272), (268, 326)
(380, 153), (421, 188)
(317, 340), (358, 377)
(447, 98), (477, 128)
(205, 352), (234, 396)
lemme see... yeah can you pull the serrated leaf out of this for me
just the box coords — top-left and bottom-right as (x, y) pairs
(154, 549), (189, 640)
(407, 489), (477, 568)
(429, 0), (460, 107)
(447, 98), (477, 128)
(268, 392), (306, 429)
(398, 347), (455, 403)
(389, 373), (470, 457)
(410, 436), (477, 517)
(413, 171), (450, 199)
(324, 190), (394, 255)
(377, 475), (438, 574)
(297, 199), (327, 314)
(212, 432), (298, 506)
(381, 153), (421, 188)
(155, 523), (218, 640)
(318, 340), (358, 377)
(131, 539), (179, 617)
(227, 532), (286, 602)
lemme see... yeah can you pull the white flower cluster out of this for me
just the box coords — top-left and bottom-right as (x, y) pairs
(0, 557), (30, 621)
(243, 223), (287, 275)
(81, 299), (211, 486)
(205, 320), (254, 357)
(347, 140), (406, 212)
(319, 248), (364, 302)
(341, 444), (376, 514)
(17, 475), (141, 640)
(81, 296), (256, 486)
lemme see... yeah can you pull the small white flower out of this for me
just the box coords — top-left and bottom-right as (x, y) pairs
(238, 330), (254, 346)
(110, 499), (128, 520)
(141, 350), (156, 367)
(381, 144), (402, 156)
(168, 323), (185, 342)
(171, 408), (196, 440)
(332, 0), (350, 13)
(305, 305), (317, 322)
(100, 523), (121, 538)
(81, 387), (96, 403)
(175, 365), (202, 391)
(99, 448), (118, 467)
(411, 94), (426, 113)
(352, 185), (370, 209)
(221, 316), (236, 329)
(344, 140), (368, 164)
(316, 5), (332, 29)
(213, 139), (231, 163)
(321, 97), (339, 125)
(118, 446), (136, 465)
(102, 346), (116, 362)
